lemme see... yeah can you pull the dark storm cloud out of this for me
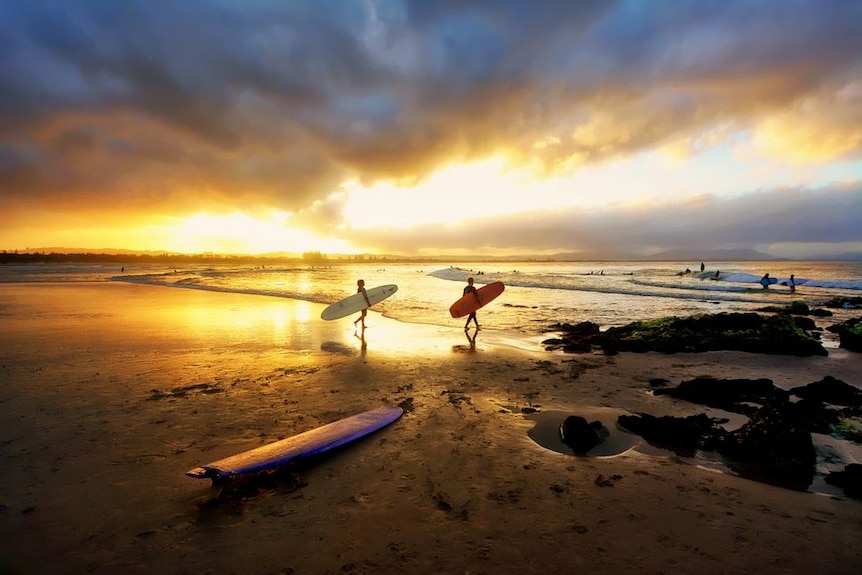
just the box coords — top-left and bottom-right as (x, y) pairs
(1, 0), (861, 216)
(346, 183), (862, 257)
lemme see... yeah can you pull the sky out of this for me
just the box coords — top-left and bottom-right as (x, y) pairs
(2, 0), (862, 259)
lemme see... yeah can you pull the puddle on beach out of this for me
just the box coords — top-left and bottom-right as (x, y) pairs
(525, 408), (858, 497)
(525, 408), (642, 457)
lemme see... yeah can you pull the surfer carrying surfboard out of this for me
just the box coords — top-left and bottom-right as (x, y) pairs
(354, 279), (372, 329)
(463, 277), (481, 329)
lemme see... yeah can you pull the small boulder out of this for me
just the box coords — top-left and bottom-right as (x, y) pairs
(825, 463), (862, 499)
(560, 415), (607, 454)
(789, 376), (862, 406)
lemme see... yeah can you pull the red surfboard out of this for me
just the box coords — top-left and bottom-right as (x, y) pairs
(449, 281), (505, 318)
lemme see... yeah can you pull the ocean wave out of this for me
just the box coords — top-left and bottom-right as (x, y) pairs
(430, 267), (861, 293)
(110, 272), (333, 306)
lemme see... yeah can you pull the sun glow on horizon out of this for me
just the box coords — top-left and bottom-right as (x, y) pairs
(337, 137), (862, 234)
(157, 212), (356, 255)
(340, 158), (534, 229)
(4, 136), (859, 257)
(339, 154), (696, 231)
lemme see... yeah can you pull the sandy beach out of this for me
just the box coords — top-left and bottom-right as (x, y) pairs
(1, 282), (861, 575)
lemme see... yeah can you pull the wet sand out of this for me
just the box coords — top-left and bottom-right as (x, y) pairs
(1, 282), (861, 574)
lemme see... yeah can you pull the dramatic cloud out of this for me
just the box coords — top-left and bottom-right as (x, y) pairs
(1, 0), (861, 256)
(344, 182), (862, 257)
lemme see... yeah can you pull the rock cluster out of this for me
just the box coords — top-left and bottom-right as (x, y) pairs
(562, 376), (862, 497)
(543, 312), (827, 356)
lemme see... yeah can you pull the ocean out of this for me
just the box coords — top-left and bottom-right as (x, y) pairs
(2, 259), (860, 346)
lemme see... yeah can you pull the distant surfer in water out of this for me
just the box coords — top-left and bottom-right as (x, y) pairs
(789, 274), (796, 293)
(464, 277), (480, 330)
(354, 279), (371, 329)
(760, 273), (771, 289)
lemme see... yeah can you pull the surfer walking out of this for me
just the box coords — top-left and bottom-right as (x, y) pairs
(354, 279), (371, 329)
(464, 277), (480, 330)
(789, 274), (796, 293)
(760, 273), (771, 289)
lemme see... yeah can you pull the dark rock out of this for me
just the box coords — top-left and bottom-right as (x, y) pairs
(545, 312), (827, 356)
(616, 413), (726, 455)
(600, 313), (826, 356)
(832, 417), (862, 443)
(791, 316), (818, 330)
(718, 401), (816, 491)
(758, 302), (806, 314)
(653, 377), (786, 415)
(544, 322), (600, 352)
(822, 297), (862, 309)
(825, 463), (862, 499)
(756, 301), (833, 318)
(559, 416), (607, 454)
(563, 341), (594, 353)
(810, 308), (833, 317)
(789, 376), (862, 406)
(793, 397), (841, 435)
(826, 317), (862, 352)
(550, 321), (601, 336)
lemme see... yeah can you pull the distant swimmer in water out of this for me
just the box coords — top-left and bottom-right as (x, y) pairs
(353, 279), (371, 329)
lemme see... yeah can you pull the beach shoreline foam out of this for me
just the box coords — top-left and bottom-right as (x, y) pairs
(1, 282), (861, 574)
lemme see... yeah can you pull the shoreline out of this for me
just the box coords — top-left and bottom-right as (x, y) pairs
(1, 282), (861, 574)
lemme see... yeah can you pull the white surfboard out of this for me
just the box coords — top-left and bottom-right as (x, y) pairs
(320, 284), (398, 321)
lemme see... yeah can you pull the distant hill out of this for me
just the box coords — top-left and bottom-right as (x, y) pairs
(12, 247), (186, 256)
(807, 251), (862, 261)
(544, 248), (782, 262)
(5, 247), (860, 262)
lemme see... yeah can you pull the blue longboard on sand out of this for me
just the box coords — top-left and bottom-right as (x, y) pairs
(186, 405), (403, 481)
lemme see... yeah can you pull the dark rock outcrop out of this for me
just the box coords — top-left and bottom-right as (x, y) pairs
(825, 463), (862, 499)
(756, 301), (832, 317)
(718, 401), (816, 491)
(653, 377), (786, 416)
(616, 413), (725, 455)
(543, 322), (599, 353)
(826, 317), (862, 352)
(622, 377), (857, 491)
(544, 312), (827, 356)
(823, 297), (862, 309)
(789, 376), (862, 406)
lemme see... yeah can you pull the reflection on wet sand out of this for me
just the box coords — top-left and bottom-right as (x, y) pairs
(452, 326), (479, 353)
(354, 326), (367, 357)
